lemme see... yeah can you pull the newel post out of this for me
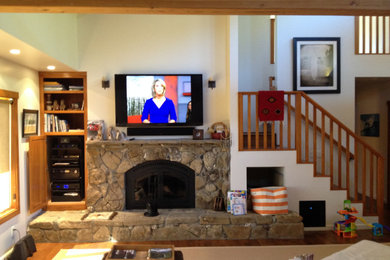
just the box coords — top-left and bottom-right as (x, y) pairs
(295, 92), (302, 162)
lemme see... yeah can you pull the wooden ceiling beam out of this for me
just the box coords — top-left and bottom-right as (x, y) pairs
(0, 0), (389, 15)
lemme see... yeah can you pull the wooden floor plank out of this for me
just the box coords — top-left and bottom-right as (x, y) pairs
(27, 229), (390, 260)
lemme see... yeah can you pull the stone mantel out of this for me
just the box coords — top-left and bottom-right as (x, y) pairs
(86, 138), (229, 146)
(85, 139), (231, 212)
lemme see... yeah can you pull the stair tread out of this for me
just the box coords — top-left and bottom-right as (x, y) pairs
(331, 185), (347, 191)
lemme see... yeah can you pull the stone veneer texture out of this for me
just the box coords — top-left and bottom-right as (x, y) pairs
(28, 210), (304, 242)
(85, 140), (231, 211)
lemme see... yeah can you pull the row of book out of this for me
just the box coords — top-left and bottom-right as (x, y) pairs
(44, 114), (69, 132)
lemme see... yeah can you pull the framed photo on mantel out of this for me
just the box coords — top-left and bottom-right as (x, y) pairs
(293, 37), (340, 94)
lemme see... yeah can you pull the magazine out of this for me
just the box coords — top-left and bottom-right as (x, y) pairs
(227, 190), (247, 215)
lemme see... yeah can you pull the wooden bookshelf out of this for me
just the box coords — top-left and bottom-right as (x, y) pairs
(38, 71), (88, 210)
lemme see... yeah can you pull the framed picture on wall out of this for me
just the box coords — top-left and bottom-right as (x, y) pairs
(293, 37), (340, 94)
(360, 114), (379, 137)
(22, 109), (38, 137)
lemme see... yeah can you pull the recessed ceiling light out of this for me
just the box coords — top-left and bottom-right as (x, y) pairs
(47, 65), (56, 70)
(9, 49), (21, 55)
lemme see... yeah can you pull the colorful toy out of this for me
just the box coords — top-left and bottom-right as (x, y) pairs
(334, 200), (359, 238)
(372, 223), (390, 236)
(372, 223), (384, 236)
(334, 200), (389, 238)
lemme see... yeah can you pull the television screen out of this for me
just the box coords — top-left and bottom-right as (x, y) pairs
(115, 74), (203, 129)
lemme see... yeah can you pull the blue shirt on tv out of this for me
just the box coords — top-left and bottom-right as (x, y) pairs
(141, 98), (177, 123)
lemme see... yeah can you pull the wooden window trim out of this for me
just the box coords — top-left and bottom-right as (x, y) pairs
(355, 15), (390, 55)
(270, 16), (275, 64)
(0, 89), (20, 225)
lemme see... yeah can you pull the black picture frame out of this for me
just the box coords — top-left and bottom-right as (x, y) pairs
(293, 37), (340, 94)
(360, 114), (380, 137)
(22, 109), (38, 137)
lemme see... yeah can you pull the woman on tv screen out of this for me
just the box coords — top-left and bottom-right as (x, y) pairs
(141, 79), (177, 123)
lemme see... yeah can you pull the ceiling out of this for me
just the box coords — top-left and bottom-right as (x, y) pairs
(0, 29), (75, 72)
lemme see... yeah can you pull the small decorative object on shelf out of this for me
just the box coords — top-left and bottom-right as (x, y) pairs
(52, 99), (60, 110)
(46, 94), (53, 111)
(71, 103), (80, 110)
(107, 126), (126, 141)
(87, 120), (105, 141)
(208, 121), (229, 140)
(59, 99), (66, 110)
(193, 129), (204, 140)
(213, 190), (225, 211)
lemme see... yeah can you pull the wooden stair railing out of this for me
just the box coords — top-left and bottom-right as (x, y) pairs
(238, 91), (384, 223)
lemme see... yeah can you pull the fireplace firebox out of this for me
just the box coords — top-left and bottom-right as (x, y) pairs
(125, 160), (195, 209)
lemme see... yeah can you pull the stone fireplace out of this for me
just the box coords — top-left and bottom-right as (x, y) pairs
(85, 139), (231, 211)
(28, 140), (304, 242)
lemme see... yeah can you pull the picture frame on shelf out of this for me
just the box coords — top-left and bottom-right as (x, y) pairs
(293, 37), (340, 94)
(22, 109), (38, 137)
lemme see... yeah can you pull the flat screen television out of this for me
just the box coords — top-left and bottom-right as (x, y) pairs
(115, 74), (203, 135)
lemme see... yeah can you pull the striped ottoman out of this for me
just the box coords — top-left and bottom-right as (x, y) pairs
(251, 186), (288, 215)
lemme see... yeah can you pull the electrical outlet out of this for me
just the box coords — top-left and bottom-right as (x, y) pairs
(10, 226), (16, 238)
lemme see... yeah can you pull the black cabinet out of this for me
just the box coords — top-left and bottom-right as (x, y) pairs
(47, 136), (84, 201)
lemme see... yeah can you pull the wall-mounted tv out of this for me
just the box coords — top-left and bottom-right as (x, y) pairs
(115, 74), (203, 135)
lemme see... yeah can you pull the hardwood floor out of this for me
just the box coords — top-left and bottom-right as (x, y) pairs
(28, 229), (390, 260)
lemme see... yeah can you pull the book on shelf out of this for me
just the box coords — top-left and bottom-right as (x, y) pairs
(44, 87), (64, 91)
(44, 114), (69, 133)
(52, 162), (70, 166)
(44, 81), (64, 91)
(68, 129), (84, 132)
(69, 85), (84, 91)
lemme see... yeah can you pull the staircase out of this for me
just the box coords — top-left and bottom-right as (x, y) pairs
(238, 91), (384, 224)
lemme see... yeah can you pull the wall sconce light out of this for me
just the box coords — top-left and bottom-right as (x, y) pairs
(102, 77), (110, 89)
(208, 80), (216, 89)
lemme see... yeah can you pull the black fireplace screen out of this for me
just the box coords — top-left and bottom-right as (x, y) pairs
(125, 160), (195, 209)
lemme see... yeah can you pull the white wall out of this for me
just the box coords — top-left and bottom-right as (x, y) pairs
(0, 58), (41, 256)
(77, 14), (230, 130)
(0, 13), (79, 69)
(276, 15), (390, 129)
(238, 15), (275, 91)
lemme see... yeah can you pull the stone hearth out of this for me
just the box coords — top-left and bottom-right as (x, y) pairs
(28, 210), (304, 242)
(85, 140), (230, 211)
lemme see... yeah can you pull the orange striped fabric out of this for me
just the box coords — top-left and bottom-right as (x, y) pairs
(251, 186), (288, 215)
